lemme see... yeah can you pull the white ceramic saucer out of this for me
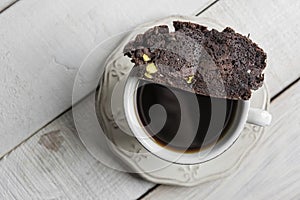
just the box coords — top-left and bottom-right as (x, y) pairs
(97, 80), (269, 187)
(80, 15), (270, 186)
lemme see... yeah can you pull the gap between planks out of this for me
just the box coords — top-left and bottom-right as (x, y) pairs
(271, 77), (300, 102)
(0, 0), (19, 14)
(195, 0), (219, 16)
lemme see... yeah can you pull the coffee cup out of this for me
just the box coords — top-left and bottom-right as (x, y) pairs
(123, 76), (271, 164)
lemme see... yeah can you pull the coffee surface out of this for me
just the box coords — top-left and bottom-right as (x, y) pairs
(136, 81), (237, 152)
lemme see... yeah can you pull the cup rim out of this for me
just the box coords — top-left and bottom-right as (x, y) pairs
(123, 76), (250, 164)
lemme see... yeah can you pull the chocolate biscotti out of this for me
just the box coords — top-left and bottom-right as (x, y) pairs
(124, 21), (267, 100)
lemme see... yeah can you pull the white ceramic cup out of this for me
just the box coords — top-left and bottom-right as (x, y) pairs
(123, 76), (272, 165)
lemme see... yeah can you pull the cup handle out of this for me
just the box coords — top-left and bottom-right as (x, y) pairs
(247, 108), (272, 127)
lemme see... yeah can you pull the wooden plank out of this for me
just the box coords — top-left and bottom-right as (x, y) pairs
(0, 100), (154, 200)
(0, 0), (214, 158)
(0, 0), (17, 12)
(144, 81), (300, 200)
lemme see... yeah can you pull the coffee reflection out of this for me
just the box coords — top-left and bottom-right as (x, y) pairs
(136, 80), (237, 153)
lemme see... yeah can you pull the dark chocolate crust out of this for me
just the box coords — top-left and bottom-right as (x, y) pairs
(124, 21), (267, 100)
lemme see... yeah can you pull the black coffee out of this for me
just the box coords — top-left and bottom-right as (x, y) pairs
(136, 81), (237, 153)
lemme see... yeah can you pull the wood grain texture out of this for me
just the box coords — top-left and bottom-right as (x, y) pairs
(0, 0), (17, 12)
(0, 0), (213, 158)
(0, 105), (154, 200)
(144, 81), (300, 200)
(1, 0), (299, 199)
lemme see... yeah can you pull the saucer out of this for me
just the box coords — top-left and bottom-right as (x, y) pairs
(98, 81), (269, 187)
(83, 15), (270, 186)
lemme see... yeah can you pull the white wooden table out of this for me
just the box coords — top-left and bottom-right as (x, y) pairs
(0, 0), (299, 199)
